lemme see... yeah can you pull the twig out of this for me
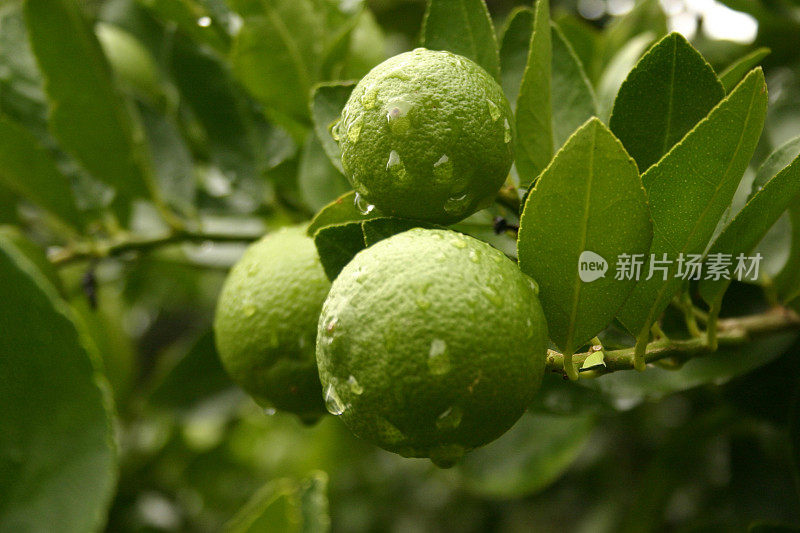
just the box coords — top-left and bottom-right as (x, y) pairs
(545, 306), (800, 378)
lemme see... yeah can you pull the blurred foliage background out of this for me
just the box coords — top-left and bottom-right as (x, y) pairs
(1, 0), (800, 531)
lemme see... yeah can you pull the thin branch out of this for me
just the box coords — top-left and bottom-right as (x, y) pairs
(545, 306), (800, 378)
(49, 228), (263, 266)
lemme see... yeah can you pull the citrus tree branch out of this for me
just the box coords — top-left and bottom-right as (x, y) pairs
(49, 228), (263, 266)
(545, 306), (800, 378)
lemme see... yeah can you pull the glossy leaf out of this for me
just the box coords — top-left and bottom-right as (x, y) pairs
(499, 7), (534, 108)
(230, 1), (322, 131)
(306, 191), (381, 237)
(421, 0), (500, 81)
(455, 412), (595, 499)
(609, 33), (725, 172)
(719, 47), (771, 93)
(553, 14), (602, 83)
(518, 118), (652, 358)
(596, 32), (654, 119)
(298, 134), (351, 212)
(699, 152), (800, 307)
(311, 81), (354, 174)
(551, 25), (598, 150)
(138, 0), (230, 54)
(0, 115), (83, 229)
(25, 0), (154, 200)
(361, 217), (436, 246)
(618, 68), (768, 336)
(314, 222), (367, 281)
(0, 236), (116, 532)
(514, 0), (552, 186)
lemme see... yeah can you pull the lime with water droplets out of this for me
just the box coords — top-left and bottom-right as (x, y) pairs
(337, 48), (514, 224)
(214, 226), (331, 422)
(315, 228), (547, 467)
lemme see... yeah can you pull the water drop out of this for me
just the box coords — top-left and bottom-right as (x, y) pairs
(468, 250), (479, 263)
(347, 375), (363, 395)
(386, 150), (409, 182)
(449, 236), (467, 249)
(197, 16), (212, 27)
(416, 296), (431, 310)
(487, 99), (501, 121)
(385, 98), (412, 134)
(330, 119), (341, 141)
(354, 192), (375, 215)
(503, 118), (512, 143)
(436, 406), (463, 430)
(243, 305), (257, 317)
(430, 444), (465, 468)
(481, 286), (503, 307)
(263, 407), (277, 416)
(432, 154), (453, 182)
(444, 193), (470, 216)
(324, 381), (346, 415)
(428, 338), (451, 375)
(528, 278), (540, 296)
(325, 317), (338, 334)
(361, 84), (378, 109)
(347, 116), (363, 142)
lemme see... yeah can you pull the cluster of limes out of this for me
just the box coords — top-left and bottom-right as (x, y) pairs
(214, 49), (549, 467)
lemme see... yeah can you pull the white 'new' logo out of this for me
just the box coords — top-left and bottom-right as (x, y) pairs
(578, 251), (608, 282)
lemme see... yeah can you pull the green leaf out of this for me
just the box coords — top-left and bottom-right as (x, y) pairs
(298, 133), (350, 212)
(609, 33), (725, 172)
(0, 115), (83, 230)
(25, 0), (154, 200)
(551, 24), (598, 151)
(518, 118), (652, 371)
(310, 81), (354, 174)
(553, 14), (602, 83)
(230, 1), (323, 131)
(306, 191), (382, 237)
(225, 472), (330, 533)
(361, 217), (437, 246)
(601, 0), (667, 67)
(698, 152), (800, 307)
(314, 222), (367, 281)
(719, 47), (771, 93)
(596, 32), (654, 120)
(0, 236), (116, 533)
(499, 7), (534, 108)
(421, 0), (500, 81)
(455, 412), (595, 499)
(752, 137), (800, 302)
(148, 330), (232, 411)
(617, 68), (768, 337)
(514, 0), (551, 186)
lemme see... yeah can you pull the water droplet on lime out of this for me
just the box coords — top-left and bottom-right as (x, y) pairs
(386, 150), (409, 181)
(428, 338), (451, 375)
(481, 286), (503, 307)
(433, 154), (453, 181)
(503, 118), (512, 143)
(324, 381), (346, 415)
(487, 99), (501, 121)
(430, 444), (465, 468)
(361, 85), (378, 109)
(263, 407), (277, 416)
(330, 119), (341, 141)
(347, 116), (363, 142)
(354, 192), (375, 215)
(468, 250), (479, 263)
(449, 236), (467, 249)
(385, 98), (412, 134)
(347, 375), (363, 395)
(444, 193), (470, 216)
(436, 405), (463, 430)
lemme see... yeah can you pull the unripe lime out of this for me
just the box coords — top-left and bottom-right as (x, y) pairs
(316, 228), (547, 467)
(214, 226), (330, 421)
(336, 48), (514, 224)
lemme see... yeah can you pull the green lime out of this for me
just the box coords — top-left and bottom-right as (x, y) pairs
(214, 226), (330, 421)
(316, 228), (547, 467)
(335, 48), (514, 224)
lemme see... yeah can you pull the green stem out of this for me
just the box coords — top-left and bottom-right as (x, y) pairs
(633, 329), (649, 372)
(49, 228), (264, 266)
(546, 306), (800, 378)
(707, 300), (721, 351)
(564, 351), (579, 381)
